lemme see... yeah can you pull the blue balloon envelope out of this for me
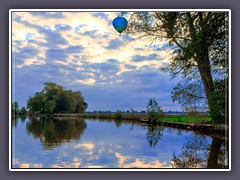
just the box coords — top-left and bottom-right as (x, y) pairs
(112, 16), (128, 35)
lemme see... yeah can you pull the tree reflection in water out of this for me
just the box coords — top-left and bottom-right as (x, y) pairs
(145, 125), (164, 148)
(144, 124), (228, 168)
(26, 117), (87, 150)
(171, 135), (228, 168)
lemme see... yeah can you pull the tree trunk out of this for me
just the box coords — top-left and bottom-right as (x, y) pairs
(197, 40), (224, 124)
(187, 12), (224, 124)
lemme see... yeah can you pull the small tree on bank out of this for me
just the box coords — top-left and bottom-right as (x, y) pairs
(146, 98), (163, 123)
(115, 110), (123, 119)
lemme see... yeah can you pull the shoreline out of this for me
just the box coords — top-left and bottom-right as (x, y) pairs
(45, 113), (228, 140)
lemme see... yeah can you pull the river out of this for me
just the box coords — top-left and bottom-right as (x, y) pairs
(11, 116), (228, 169)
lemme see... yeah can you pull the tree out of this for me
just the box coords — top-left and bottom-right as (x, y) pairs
(27, 82), (88, 114)
(44, 100), (56, 114)
(55, 91), (69, 113)
(73, 91), (88, 113)
(114, 109), (123, 119)
(171, 77), (207, 113)
(12, 101), (19, 115)
(126, 12), (229, 124)
(27, 92), (45, 114)
(146, 98), (163, 123)
(41, 82), (64, 102)
(19, 107), (27, 115)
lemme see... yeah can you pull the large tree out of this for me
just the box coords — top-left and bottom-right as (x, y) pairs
(126, 12), (229, 124)
(27, 82), (88, 114)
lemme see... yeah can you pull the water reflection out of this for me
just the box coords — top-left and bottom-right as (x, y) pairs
(12, 117), (228, 169)
(12, 115), (27, 127)
(142, 124), (228, 169)
(171, 135), (228, 168)
(207, 138), (228, 168)
(114, 119), (123, 128)
(145, 125), (164, 148)
(26, 117), (87, 150)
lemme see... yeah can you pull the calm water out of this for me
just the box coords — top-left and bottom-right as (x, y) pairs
(11, 116), (228, 169)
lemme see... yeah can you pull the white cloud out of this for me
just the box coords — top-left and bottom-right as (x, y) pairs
(75, 78), (96, 85)
(74, 142), (95, 150)
(115, 152), (170, 168)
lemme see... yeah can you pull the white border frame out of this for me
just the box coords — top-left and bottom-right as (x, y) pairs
(9, 9), (231, 171)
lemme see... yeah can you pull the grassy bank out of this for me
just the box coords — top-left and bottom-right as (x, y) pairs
(50, 113), (211, 123)
(159, 116), (211, 123)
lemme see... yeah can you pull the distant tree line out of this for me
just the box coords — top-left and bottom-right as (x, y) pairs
(113, 98), (163, 123)
(26, 82), (88, 115)
(11, 101), (27, 115)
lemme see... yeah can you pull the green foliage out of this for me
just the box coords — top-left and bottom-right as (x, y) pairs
(114, 110), (122, 119)
(127, 12), (228, 124)
(177, 117), (182, 122)
(208, 85), (226, 124)
(27, 82), (88, 114)
(209, 78), (228, 123)
(160, 116), (211, 123)
(146, 98), (163, 123)
(12, 101), (28, 116)
(12, 101), (19, 115)
(19, 107), (27, 115)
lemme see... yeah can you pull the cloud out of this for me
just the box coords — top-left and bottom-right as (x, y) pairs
(74, 142), (95, 150)
(115, 152), (169, 168)
(124, 64), (137, 70)
(54, 24), (72, 31)
(75, 78), (96, 85)
(30, 12), (65, 19)
(16, 46), (40, 59)
(39, 28), (69, 47)
(106, 39), (124, 49)
(83, 30), (98, 37)
(131, 54), (162, 62)
(91, 12), (109, 20)
(45, 45), (84, 62)
(46, 48), (68, 61)
(12, 159), (43, 168)
(107, 59), (119, 64)
(12, 11), (181, 111)
(50, 158), (81, 168)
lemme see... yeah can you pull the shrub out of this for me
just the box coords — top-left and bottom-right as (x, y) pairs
(114, 110), (122, 119)
(146, 98), (163, 123)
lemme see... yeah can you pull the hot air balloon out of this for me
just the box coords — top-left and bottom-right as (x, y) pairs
(112, 16), (128, 36)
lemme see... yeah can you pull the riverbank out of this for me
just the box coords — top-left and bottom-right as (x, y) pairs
(47, 113), (228, 139)
(50, 112), (211, 122)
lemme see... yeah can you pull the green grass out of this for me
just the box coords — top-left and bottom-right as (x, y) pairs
(36, 114), (48, 117)
(158, 116), (212, 123)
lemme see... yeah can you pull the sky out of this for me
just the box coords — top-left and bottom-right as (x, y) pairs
(11, 11), (182, 112)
